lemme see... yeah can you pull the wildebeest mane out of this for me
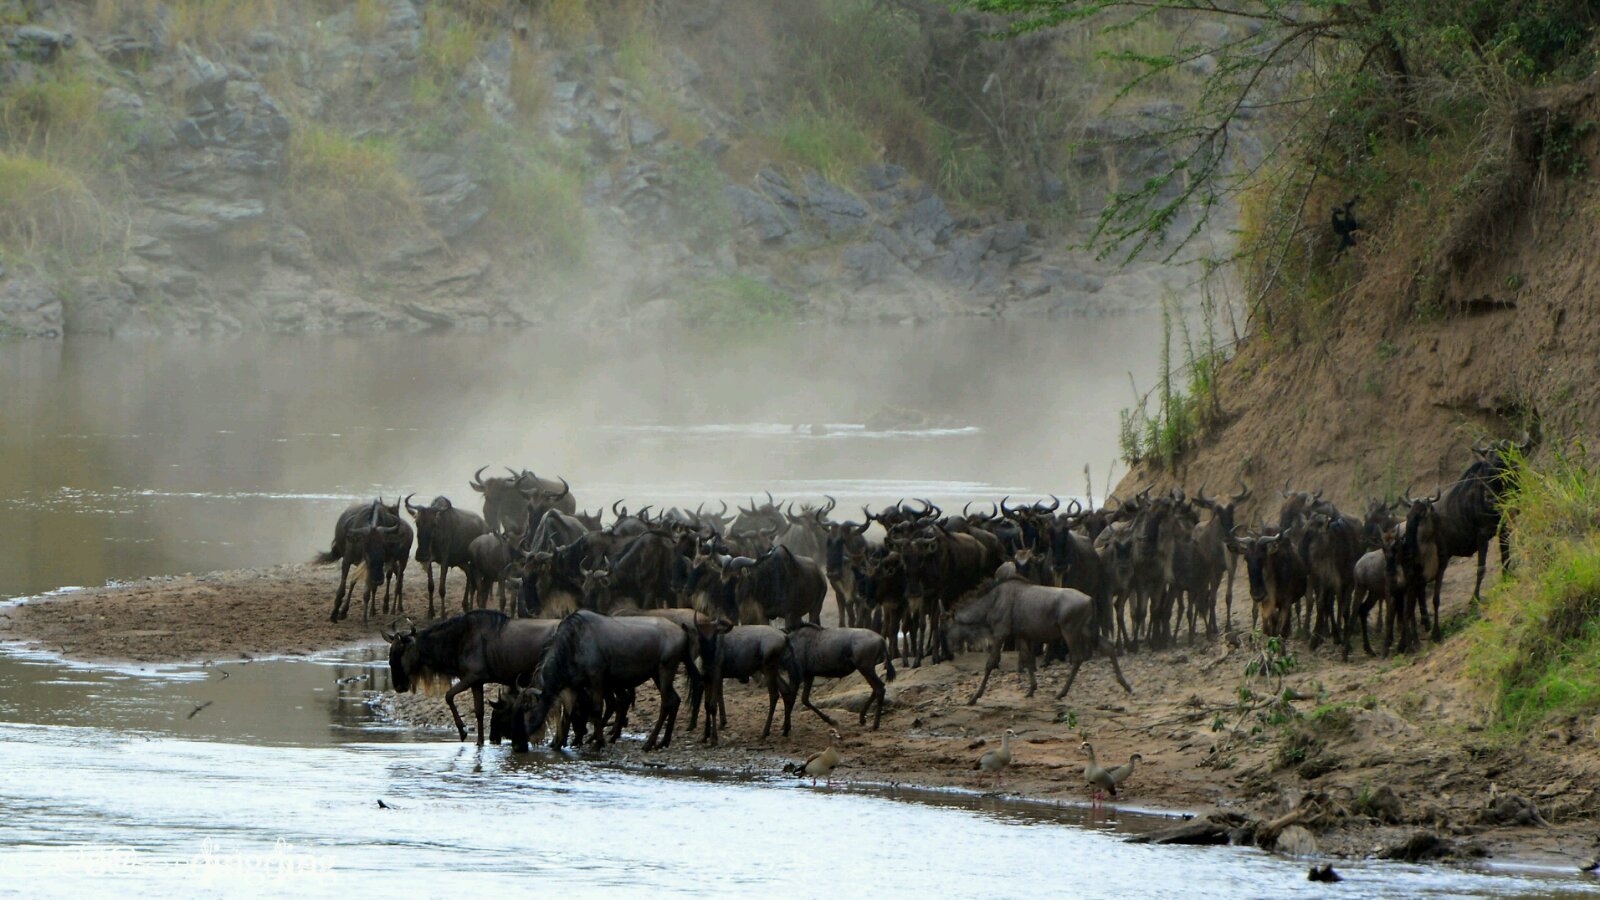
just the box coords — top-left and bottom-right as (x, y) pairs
(526, 610), (592, 732)
(408, 609), (509, 691)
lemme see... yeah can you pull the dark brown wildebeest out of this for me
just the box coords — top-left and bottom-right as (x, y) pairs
(1394, 492), (1447, 652)
(860, 548), (910, 666)
(1435, 434), (1534, 605)
(1192, 480), (1250, 633)
(741, 544), (828, 629)
(945, 575), (1131, 704)
(406, 494), (489, 617)
(900, 525), (993, 665)
(516, 549), (584, 619)
(511, 609), (697, 751)
(577, 530), (680, 611)
(466, 531), (519, 613)
(1299, 507), (1364, 657)
(317, 498), (411, 624)
(384, 611), (559, 745)
(781, 622), (895, 733)
(520, 476), (575, 534)
(471, 466), (527, 534)
(1232, 527), (1307, 640)
(700, 624), (794, 745)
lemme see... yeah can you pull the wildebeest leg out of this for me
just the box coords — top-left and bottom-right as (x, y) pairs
(969, 641), (1002, 705)
(423, 561), (436, 618)
(1473, 542), (1488, 605)
(760, 666), (781, 739)
(1431, 569), (1445, 643)
(800, 676), (838, 727)
(443, 680), (473, 741)
(471, 683), (486, 747)
(1020, 640), (1039, 698)
(1098, 634), (1132, 694)
(861, 666), (886, 730)
(1055, 654), (1085, 700)
(331, 559), (353, 622)
(645, 667), (681, 751)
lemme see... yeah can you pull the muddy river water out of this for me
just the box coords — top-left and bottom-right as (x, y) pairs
(2, 322), (1596, 895)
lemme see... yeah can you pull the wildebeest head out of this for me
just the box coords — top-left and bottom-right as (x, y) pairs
(405, 494), (453, 561)
(381, 624), (421, 693)
(579, 565), (612, 610)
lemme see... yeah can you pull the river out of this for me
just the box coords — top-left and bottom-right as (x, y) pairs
(1, 321), (1595, 895)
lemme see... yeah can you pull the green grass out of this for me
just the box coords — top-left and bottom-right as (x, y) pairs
(1467, 445), (1600, 730)
(466, 128), (590, 271)
(677, 274), (798, 327)
(766, 106), (877, 186)
(283, 124), (425, 262)
(0, 153), (113, 257)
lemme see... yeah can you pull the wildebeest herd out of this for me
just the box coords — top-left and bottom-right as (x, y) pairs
(318, 432), (1529, 754)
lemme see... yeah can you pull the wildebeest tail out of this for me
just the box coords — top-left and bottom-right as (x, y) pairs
(313, 543), (341, 565)
(882, 638), (897, 682)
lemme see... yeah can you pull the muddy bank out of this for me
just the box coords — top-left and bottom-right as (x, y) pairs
(5, 562), (1600, 870)
(0, 564), (399, 663)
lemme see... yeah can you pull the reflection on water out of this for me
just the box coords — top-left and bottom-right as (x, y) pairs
(0, 653), (1594, 898)
(0, 320), (1163, 599)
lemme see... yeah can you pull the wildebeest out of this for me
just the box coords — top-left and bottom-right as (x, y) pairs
(1434, 435), (1533, 604)
(384, 611), (559, 745)
(1299, 508), (1364, 659)
(466, 531), (520, 613)
(316, 498), (411, 623)
(700, 623), (794, 745)
(1395, 492), (1447, 652)
(471, 466), (531, 534)
(945, 574), (1131, 704)
(406, 494), (489, 617)
(1233, 527), (1308, 640)
(577, 530), (680, 611)
(510, 609), (697, 751)
(899, 525), (993, 664)
(781, 623), (895, 733)
(740, 545), (828, 629)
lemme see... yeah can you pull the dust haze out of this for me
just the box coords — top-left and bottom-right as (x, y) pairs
(0, 317), (1165, 597)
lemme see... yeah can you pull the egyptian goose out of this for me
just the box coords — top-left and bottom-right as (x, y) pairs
(1080, 741), (1116, 808)
(801, 730), (842, 786)
(975, 729), (1015, 789)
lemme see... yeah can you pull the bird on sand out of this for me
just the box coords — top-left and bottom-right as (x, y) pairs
(1080, 742), (1139, 808)
(974, 729), (1015, 789)
(787, 729), (842, 786)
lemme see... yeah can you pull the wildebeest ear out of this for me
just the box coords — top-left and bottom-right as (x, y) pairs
(380, 629), (396, 642)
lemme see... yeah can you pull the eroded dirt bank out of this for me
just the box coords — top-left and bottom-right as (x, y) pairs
(3, 563), (1599, 869)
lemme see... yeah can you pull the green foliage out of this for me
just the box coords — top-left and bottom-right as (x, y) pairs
(1467, 443), (1600, 730)
(0, 152), (112, 257)
(1118, 292), (1226, 470)
(659, 144), (732, 247)
(966, 0), (1599, 274)
(766, 106), (877, 187)
(676, 275), (798, 327)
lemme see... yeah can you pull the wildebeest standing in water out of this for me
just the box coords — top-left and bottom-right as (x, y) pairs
(511, 609), (697, 752)
(405, 494), (488, 617)
(317, 498), (411, 623)
(384, 610), (559, 745)
(945, 574), (1131, 705)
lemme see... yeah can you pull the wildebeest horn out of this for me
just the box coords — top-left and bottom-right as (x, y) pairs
(962, 501), (974, 518)
(549, 476), (570, 501)
(404, 493), (418, 515)
(1279, 476), (1292, 497)
(765, 490), (776, 508)
(861, 505), (875, 522)
(637, 505), (653, 521)
(1066, 498), (1082, 516)
(999, 496), (1017, 519)
(1312, 488), (1323, 501)
(1041, 494), (1060, 513)
(821, 495), (837, 517)
(853, 520), (870, 535)
(717, 500), (729, 518)
(613, 499), (626, 518)
(1232, 477), (1250, 504)
(471, 466), (488, 491)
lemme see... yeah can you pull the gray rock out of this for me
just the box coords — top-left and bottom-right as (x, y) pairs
(629, 114), (667, 148)
(802, 172), (870, 237)
(0, 271), (63, 337)
(178, 48), (230, 107)
(841, 242), (900, 286)
(925, 232), (992, 288)
(10, 26), (75, 62)
(899, 191), (955, 247)
(755, 170), (800, 208)
(726, 185), (796, 243)
(863, 164), (909, 191)
(551, 80), (584, 103)
(990, 221), (1029, 254)
(98, 33), (152, 66)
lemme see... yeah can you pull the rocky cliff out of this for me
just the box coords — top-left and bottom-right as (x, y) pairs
(0, 0), (1231, 337)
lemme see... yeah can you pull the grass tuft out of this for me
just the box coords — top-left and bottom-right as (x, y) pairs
(282, 124), (426, 261)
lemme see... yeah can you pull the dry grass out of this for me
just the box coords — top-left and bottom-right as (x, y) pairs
(282, 124), (428, 261)
(0, 153), (116, 257)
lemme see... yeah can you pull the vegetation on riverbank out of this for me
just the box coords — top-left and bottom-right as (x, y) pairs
(1469, 446), (1600, 731)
